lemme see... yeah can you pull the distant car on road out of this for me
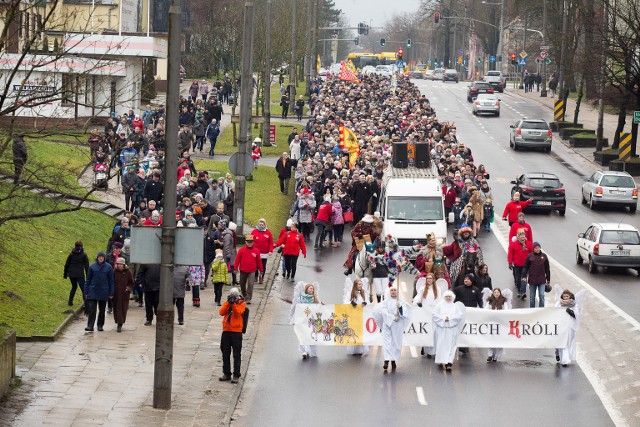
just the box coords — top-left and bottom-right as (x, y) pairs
(374, 65), (393, 77)
(581, 170), (638, 212)
(509, 118), (553, 152)
(361, 65), (376, 76)
(318, 68), (327, 78)
(576, 222), (640, 274)
(483, 70), (505, 92)
(510, 172), (566, 215)
(443, 69), (459, 83)
(466, 81), (494, 102)
(410, 70), (423, 79)
(472, 93), (501, 116)
(433, 68), (445, 80)
(424, 70), (435, 80)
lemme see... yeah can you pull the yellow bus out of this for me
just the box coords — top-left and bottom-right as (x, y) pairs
(347, 53), (380, 70)
(378, 52), (398, 66)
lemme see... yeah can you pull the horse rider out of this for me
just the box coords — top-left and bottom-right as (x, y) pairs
(343, 214), (383, 275)
(442, 223), (484, 285)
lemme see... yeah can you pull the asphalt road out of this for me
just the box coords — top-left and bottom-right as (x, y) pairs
(231, 79), (626, 426)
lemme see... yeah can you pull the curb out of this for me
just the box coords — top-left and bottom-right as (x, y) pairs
(223, 251), (281, 426)
(16, 305), (85, 343)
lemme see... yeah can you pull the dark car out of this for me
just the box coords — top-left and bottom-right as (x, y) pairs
(510, 172), (566, 216)
(467, 81), (493, 102)
(443, 69), (459, 83)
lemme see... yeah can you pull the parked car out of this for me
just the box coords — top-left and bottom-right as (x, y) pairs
(424, 70), (435, 80)
(466, 81), (493, 102)
(509, 118), (553, 152)
(443, 69), (459, 83)
(483, 70), (505, 92)
(410, 70), (423, 79)
(472, 93), (501, 116)
(581, 170), (638, 212)
(361, 65), (377, 76)
(510, 172), (566, 215)
(433, 68), (445, 80)
(576, 222), (640, 274)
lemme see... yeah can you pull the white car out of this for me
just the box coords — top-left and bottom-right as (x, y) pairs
(433, 68), (445, 80)
(576, 222), (640, 274)
(472, 93), (501, 116)
(374, 65), (393, 77)
(361, 65), (376, 76)
(424, 70), (435, 80)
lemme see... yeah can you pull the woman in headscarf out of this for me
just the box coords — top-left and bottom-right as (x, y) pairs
(113, 257), (134, 332)
(343, 278), (369, 356)
(432, 290), (465, 371)
(372, 285), (411, 372)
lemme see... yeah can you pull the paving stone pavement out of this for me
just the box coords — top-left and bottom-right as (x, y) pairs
(0, 254), (280, 427)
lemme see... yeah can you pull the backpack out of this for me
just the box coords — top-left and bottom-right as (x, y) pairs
(242, 306), (249, 334)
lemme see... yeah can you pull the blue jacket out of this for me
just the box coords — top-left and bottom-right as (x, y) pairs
(86, 253), (114, 301)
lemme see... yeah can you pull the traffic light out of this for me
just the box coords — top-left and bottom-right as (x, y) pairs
(357, 22), (364, 35)
(510, 53), (517, 64)
(407, 39), (412, 48)
(354, 37), (359, 46)
(397, 48), (404, 60)
(380, 38), (386, 47)
(434, 12), (440, 25)
(363, 24), (369, 36)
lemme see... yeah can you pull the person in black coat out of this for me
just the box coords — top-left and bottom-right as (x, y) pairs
(12, 135), (28, 184)
(453, 273), (483, 354)
(63, 240), (90, 307)
(203, 228), (217, 287)
(275, 152), (296, 195)
(350, 174), (372, 225)
(143, 173), (164, 206)
(137, 264), (161, 325)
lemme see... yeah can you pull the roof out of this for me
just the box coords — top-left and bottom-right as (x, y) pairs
(596, 170), (634, 177)
(522, 172), (560, 179)
(592, 223), (639, 231)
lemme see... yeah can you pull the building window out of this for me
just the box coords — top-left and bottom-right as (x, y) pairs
(61, 74), (76, 106)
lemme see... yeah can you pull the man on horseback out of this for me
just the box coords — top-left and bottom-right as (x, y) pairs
(343, 214), (383, 275)
(442, 224), (484, 285)
(415, 233), (451, 288)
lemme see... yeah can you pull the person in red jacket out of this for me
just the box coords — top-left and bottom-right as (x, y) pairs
(234, 234), (264, 304)
(251, 218), (274, 284)
(218, 287), (246, 383)
(508, 212), (533, 242)
(314, 199), (333, 249)
(508, 229), (533, 300)
(442, 179), (458, 217)
(143, 210), (163, 227)
(275, 222), (307, 282)
(502, 192), (534, 226)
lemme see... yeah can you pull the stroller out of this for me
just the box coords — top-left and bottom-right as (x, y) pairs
(93, 163), (109, 190)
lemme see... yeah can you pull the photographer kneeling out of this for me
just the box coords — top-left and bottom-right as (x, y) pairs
(219, 288), (246, 384)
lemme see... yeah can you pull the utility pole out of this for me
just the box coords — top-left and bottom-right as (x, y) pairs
(519, 13), (527, 90)
(153, 0), (180, 410)
(558, 0), (568, 100)
(311, 0), (320, 80)
(595, 1), (607, 152)
(289, 0), (297, 115)
(234, 1), (255, 238)
(305, 0), (313, 96)
(262, 0), (272, 147)
(497, 0), (505, 74)
(540, 0), (548, 97)
(462, 4), (467, 77)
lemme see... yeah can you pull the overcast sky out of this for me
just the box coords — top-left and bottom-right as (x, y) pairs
(334, 0), (423, 27)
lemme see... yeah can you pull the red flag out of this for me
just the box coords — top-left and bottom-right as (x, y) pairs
(338, 61), (360, 84)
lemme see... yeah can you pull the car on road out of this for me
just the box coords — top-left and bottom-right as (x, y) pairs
(472, 93), (501, 116)
(443, 69), (459, 83)
(581, 170), (638, 212)
(433, 68), (445, 80)
(466, 81), (494, 102)
(510, 172), (566, 215)
(424, 70), (435, 80)
(509, 118), (553, 152)
(410, 70), (423, 79)
(576, 222), (640, 274)
(361, 65), (376, 76)
(483, 70), (505, 92)
(374, 65), (394, 77)
(318, 68), (327, 78)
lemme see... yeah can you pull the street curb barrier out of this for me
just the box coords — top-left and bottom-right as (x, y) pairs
(554, 99), (566, 122)
(15, 305), (85, 342)
(619, 133), (632, 161)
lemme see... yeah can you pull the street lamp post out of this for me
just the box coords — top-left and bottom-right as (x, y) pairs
(540, 0), (548, 97)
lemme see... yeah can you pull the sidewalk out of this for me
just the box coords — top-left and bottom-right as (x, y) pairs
(1, 253), (281, 426)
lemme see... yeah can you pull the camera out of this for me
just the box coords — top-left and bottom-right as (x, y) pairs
(227, 295), (237, 304)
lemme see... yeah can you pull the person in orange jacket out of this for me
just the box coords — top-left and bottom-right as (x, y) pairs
(219, 287), (246, 383)
(502, 192), (534, 226)
(233, 234), (264, 304)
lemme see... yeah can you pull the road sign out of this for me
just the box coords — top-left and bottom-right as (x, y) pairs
(457, 56), (462, 64)
(545, 58), (551, 65)
(540, 45), (550, 50)
(634, 111), (640, 124)
(540, 50), (549, 59)
(517, 57), (527, 66)
(535, 57), (543, 64)
(519, 51), (527, 59)
(396, 60), (406, 69)
(228, 152), (254, 176)
(489, 55), (496, 63)
(458, 49), (463, 56)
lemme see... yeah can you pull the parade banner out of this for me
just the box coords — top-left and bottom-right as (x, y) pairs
(293, 305), (569, 349)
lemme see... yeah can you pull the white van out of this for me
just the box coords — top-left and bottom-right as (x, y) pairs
(379, 165), (451, 252)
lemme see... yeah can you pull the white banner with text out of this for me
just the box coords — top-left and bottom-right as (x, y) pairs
(293, 304), (569, 348)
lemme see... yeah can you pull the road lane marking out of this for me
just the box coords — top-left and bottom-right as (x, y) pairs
(569, 208), (578, 214)
(502, 149), (507, 153)
(416, 387), (428, 406)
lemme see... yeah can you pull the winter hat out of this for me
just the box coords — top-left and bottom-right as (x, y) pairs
(116, 257), (126, 265)
(218, 219), (228, 229)
(229, 222), (237, 231)
(151, 210), (160, 218)
(465, 273), (475, 281)
(113, 242), (123, 249)
(533, 242), (541, 248)
(229, 287), (240, 297)
(215, 249), (223, 258)
(286, 218), (294, 227)
(362, 214), (374, 223)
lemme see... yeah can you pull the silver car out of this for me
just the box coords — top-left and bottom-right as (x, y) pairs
(577, 222), (640, 274)
(509, 118), (553, 152)
(582, 170), (638, 212)
(472, 94), (500, 116)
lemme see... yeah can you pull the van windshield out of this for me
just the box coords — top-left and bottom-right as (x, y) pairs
(387, 197), (443, 221)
